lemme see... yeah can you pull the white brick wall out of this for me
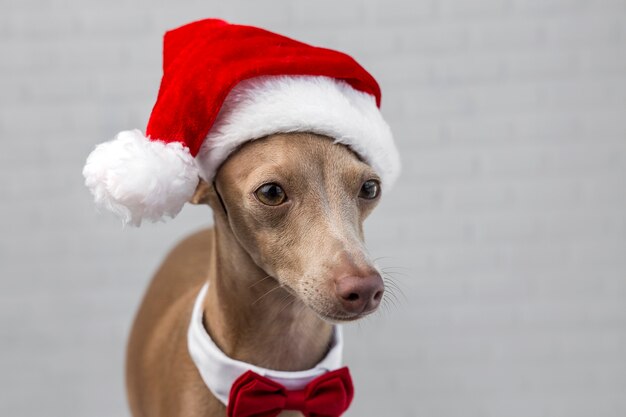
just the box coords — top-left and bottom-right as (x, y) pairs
(1, 1), (625, 416)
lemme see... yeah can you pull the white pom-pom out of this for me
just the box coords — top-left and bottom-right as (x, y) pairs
(83, 130), (200, 226)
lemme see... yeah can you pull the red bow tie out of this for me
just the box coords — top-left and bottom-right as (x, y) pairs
(227, 367), (354, 417)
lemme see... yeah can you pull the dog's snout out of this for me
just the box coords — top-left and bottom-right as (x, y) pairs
(334, 273), (384, 315)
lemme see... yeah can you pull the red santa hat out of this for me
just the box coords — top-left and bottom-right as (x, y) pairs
(83, 19), (400, 226)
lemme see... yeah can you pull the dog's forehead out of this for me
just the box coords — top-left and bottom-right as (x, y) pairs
(221, 132), (370, 180)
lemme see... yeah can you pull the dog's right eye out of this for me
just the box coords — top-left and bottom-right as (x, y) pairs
(255, 183), (287, 206)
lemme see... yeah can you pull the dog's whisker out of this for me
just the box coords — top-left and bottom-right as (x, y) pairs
(248, 274), (275, 288)
(382, 280), (397, 294)
(381, 272), (411, 281)
(382, 276), (404, 293)
(383, 288), (399, 305)
(276, 295), (298, 316)
(387, 289), (407, 304)
(380, 295), (392, 314)
(382, 274), (411, 283)
(372, 256), (401, 263)
(382, 293), (398, 311)
(382, 272), (407, 290)
(382, 276), (408, 303)
(251, 284), (285, 305)
(382, 286), (399, 304)
(380, 265), (411, 271)
(374, 257), (410, 271)
(386, 289), (401, 305)
(380, 269), (411, 279)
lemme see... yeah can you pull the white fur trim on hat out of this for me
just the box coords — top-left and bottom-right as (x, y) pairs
(82, 129), (199, 226)
(196, 75), (400, 188)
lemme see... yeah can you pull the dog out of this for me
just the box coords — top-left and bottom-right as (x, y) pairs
(82, 18), (401, 417)
(125, 132), (387, 417)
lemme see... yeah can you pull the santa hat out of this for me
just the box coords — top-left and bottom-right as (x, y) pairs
(83, 19), (400, 226)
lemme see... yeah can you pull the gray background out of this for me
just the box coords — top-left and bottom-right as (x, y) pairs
(1, 0), (625, 416)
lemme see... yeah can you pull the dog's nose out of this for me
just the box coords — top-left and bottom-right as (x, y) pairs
(335, 273), (384, 315)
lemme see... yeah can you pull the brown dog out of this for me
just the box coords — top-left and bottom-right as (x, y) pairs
(126, 133), (386, 416)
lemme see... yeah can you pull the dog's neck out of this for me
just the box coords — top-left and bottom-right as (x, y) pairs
(202, 217), (334, 372)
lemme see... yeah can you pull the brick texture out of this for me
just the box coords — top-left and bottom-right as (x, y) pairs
(1, 1), (625, 416)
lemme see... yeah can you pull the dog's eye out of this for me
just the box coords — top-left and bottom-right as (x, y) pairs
(255, 183), (287, 206)
(359, 180), (380, 200)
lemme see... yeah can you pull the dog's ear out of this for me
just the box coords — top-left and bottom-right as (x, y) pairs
(189, 178), (212, 205)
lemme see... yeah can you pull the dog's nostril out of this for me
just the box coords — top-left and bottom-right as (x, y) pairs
(346, 292), (359, 301)
(373, 290), (383, 302)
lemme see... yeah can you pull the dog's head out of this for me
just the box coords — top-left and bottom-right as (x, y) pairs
(192, 133), (384, 322)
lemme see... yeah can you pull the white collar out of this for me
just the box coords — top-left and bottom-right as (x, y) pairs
(187, 283), (344, 406)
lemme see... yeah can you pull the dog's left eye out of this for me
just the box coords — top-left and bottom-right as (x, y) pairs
(255, 183), (287, 206)
(359, 180), (380, 200)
